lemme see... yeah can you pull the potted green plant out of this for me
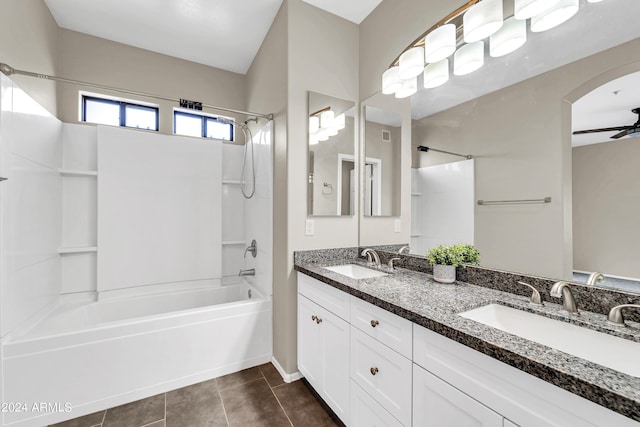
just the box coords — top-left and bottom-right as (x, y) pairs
(425, 244), (479, 283)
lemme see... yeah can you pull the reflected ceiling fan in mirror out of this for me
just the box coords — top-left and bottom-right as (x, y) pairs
(573, 107), (640, 139)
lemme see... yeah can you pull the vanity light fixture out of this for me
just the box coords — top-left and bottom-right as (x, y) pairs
(463, 0), (503, 43)
(531, 0), (579, 32)
(309, 107), (346, 143)
(381, 0), (598, 99)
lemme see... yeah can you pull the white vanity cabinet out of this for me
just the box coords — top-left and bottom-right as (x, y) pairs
(298, 274), (350, 424)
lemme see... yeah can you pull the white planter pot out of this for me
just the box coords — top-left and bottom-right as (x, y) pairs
(433, 264), (456, 284)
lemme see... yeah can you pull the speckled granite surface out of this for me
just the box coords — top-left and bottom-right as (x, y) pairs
(294, 251), (640, 422)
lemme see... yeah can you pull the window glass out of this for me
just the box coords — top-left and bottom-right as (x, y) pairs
(125, 104), (158, 131)
(206, 118), (233, 141)
(84, 98), (120, 126)
(174, 113), (202, 137)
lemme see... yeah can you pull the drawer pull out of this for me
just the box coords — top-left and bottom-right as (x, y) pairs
(370, 320), (380, 327)
(370, 367), (379, 375)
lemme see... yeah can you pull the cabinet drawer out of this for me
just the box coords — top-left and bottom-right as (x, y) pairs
(298, 272), (349, 320)
(351, 380), (403, 427)
(351, 327), (412, 426)
(350, 295), (412, 358)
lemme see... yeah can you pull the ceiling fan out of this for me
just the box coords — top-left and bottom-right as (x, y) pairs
(573, 107), (640, 139)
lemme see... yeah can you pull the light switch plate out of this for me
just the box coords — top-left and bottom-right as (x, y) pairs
(394, 219), (401, 233)
(305, 219), (315, 236)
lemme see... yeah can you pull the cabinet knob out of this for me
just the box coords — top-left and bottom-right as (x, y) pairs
(316, 317), (323, 324)
(370, 367), (379, 375)
(311, 315), (317, 322)
(370, 320), (379, 327)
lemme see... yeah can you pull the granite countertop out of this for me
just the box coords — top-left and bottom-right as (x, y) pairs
(294, 258), (640, 422)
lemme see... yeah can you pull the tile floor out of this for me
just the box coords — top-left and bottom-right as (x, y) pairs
(51, 363), (340, 427)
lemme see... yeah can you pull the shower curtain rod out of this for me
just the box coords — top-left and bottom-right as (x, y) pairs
(0, 62), (273, 121)
(416, 145), (472, 159)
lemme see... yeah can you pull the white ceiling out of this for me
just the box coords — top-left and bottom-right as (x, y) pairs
(44, 0), (381, 75)
(572, 72), (640, 147)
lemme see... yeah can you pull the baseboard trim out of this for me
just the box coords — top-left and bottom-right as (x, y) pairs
(271, 356), (303, 383)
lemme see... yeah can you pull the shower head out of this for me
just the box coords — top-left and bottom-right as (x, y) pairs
(244, 117), (259, 125)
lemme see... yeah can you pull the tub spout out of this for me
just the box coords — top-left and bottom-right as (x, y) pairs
(239, 268), (255, 276)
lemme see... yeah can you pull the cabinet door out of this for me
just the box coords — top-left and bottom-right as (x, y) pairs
(320, 302), (351, 424)
(351, 381), (403, 427)
(413, 364), (503, 427)
(298, 295), (322, 387)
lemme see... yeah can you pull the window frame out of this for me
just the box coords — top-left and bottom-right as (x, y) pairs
(81, 94), (159, 131)
(173, 109), (235, 142)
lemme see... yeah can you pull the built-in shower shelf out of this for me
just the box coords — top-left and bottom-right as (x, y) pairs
(222, 179), (242, 185)
(59, 169), (98, 177)
(58, 246), (98, 254)
(222, 241), (246, 246)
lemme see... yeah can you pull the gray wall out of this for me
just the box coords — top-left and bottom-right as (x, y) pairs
(0, 0), (59, 115)
(364, 120), (400, 216)
(573, 138), (640, 279)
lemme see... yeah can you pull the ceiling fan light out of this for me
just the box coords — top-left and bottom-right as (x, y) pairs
(463, 0), (503, 43)
(454, 41), (485, 76)
(399, 46), (425, 80)
(382, 66), (402, 95)
(531, 0), (579, 33)
(423, 58), (449, 89)
(395, 77), (418, 99)
(514, 0), (561, 20)
(490, 16), (527, 57)
(425, 24), (456, 63)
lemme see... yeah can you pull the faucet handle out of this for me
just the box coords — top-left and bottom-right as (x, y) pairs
(388, 257), (401, 269)
(517, 281), (543, 306)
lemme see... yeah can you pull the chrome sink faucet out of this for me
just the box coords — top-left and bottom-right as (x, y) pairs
(361, 248), (381, 267)
(550, 281), (579, 314)
(607, 304), (640, 326)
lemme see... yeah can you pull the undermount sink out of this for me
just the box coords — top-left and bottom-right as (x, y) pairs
(459, 303), (640, 377)
(324, 264), (388, 280)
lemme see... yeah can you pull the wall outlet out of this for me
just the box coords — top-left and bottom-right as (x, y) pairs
(305, 219), (315, 236)
(394, 219), (401, 233)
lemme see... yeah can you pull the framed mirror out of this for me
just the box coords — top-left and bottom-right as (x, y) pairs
(307, 91), (356, 216)
(363, 105), (402, 217)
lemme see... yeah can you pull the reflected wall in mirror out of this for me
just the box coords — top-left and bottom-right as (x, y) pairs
(407, 38), (640, 294)
(308, 91), (356, 216)
(363, 105), (401, 216)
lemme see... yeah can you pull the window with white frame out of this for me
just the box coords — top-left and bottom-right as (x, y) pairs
(81, 94), (159, 131)
(174, 110), (234, 141)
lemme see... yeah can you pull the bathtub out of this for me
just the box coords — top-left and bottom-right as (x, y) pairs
(1, 279), (272, 427)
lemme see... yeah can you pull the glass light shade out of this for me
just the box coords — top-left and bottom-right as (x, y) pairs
(398, 46), (425, 80)
(309, 134), (319, 145)
(326, 126), (339, 137)
(531, 0), (579, 32)
(463, 0), (503, 43)
(514, 0), (560, 20)
(317, 128), (330, 141)
(334, 113), (346, 130)
(395, 77), (418, 99)
(382, 66), (402, 95)
(309, 116), (319, 134)
(423, 59), (449, 89)
(424, 24), (456, 63)
(490, 17), (527, 57)
(454, 41), (485, 76)
(319, 110), (334, 129)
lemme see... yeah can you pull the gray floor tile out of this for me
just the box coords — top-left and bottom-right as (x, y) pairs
(220, 378), (290, 427)
(273, 381), (338, 427)
(259, 363), (285, 388)
(166, 379), (227, 427)
(102, 394), (165, 427)
(49, 410), (105, 427)
(216, 366), (263, 391)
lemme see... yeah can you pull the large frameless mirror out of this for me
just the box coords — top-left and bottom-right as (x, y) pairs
(307, 91), (356, 217)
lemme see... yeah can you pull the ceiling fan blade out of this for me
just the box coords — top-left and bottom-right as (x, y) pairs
(572, 126), (628, 135)
(611, 129), (629, 139)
